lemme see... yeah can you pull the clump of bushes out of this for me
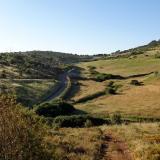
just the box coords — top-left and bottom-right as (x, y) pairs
(130, 79), (141, 86)
(131, 50), (144, 55)
(106, 81), (119, 94)
(35, 99), (76, 117)
(88, 66), (98, 75)
(92, 73), (124, 82)
(52, 115), (110, 128)
(0, 95), (53, 160)
(111, 113), (122, 124)
(155, 52), (160, 58)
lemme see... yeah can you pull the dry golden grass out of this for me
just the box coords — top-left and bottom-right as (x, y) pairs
(71, 80), (106, 101)
(46, 127), (103, 160)
(78, 56), (160, 76)
(75, 79), (160, 117)
(101, 123), (160, 160)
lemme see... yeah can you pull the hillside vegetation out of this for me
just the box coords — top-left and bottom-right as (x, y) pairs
(1, 40), (160, 160)
(74, 40), (160, 118)
(0, 51), (92, 106)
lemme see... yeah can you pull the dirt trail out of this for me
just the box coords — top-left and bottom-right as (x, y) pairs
(100, 133), (133, 160)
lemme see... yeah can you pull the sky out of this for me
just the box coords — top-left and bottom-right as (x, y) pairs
(0, 0), (160, 54)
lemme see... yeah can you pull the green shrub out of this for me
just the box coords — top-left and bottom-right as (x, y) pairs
(35, 100), (76, 118)
(106, 87), (116, 94)
(155, 52), (160, 58)
(106, 81), (119, 94)
(52, 115), (110, 128)
(130, 80), (141, 86)
(0, 95), (53, 160)
(92, 73), (124, 82)
(111, 113), (122, 124)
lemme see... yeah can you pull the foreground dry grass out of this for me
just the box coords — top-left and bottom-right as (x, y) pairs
(101, 123), (160, 160)
(46, 127), (103, 160)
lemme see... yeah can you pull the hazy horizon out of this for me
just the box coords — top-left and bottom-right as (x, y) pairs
(0, 0), (160, 54)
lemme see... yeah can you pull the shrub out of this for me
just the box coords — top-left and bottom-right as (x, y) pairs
(35, 100), (76, 117)
(92, 73), (124, 82)
(111, 113), (122, 124)
(84, 119), (93, 127)
(94, 73), (112, 82)
(53, 115), (110, 128)
(130, 80), (141, 86)
(155, 52), (160, 58)
(0, 95), (53, 160)
(106, 87), (117, 94)
(106, 81), (118, 94)
(88, 66), (96, 70)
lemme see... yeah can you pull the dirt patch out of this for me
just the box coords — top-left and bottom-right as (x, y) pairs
(100, 134), (133, 160)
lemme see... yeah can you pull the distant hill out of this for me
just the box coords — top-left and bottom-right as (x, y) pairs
(110, 40), (160, 57)
(0, 51), (92, 79)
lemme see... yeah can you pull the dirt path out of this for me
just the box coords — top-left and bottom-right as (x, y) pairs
(100, 133), (133, 160)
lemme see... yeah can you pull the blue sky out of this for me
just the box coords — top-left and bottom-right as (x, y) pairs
(0, 0), (160, 54)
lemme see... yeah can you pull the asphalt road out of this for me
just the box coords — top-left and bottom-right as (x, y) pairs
(43, 73), (68, 101)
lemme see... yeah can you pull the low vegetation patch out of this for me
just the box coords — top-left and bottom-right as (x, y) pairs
(92, 73), (124, 82)
(130, 79), (142, 86)
(35, 99), (76, 118)
(106, 81), (119, 94)
(52, 115), (110, 128)
(0, 95), (53, 160)
(74, 90), (106, 103)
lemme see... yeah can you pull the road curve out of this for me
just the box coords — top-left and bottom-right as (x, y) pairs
(42, 73), (68, 102)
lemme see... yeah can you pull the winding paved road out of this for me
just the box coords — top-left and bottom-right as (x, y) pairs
(42, 72), (68, 102)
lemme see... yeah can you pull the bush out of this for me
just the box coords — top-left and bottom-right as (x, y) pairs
(155, 52), (160, 58)
(130, 80), (141, 86)
(106, 87), (117, 94)
(0, 95), (53, 160)
(94, 73), (112, 82)
(52, 115), (110, 128)
(111, 113), (122, 124)
(92, 73), (124, 82)
(106, 81), (118, 94)
(35, 100), (76, 117)
(84, 119), (93, 127)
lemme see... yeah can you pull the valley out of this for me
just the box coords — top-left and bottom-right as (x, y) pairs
(1, 40), (160, 160)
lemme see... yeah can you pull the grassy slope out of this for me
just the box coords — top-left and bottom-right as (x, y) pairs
(75, 47), (160, 118)
(77, 55), (160, 76)
(71, 80), (106, 101)
(0, 79), (56, 106)
(0, 51), (91, 106)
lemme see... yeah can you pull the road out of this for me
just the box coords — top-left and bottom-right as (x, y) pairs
(42, 72), (68, 102)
